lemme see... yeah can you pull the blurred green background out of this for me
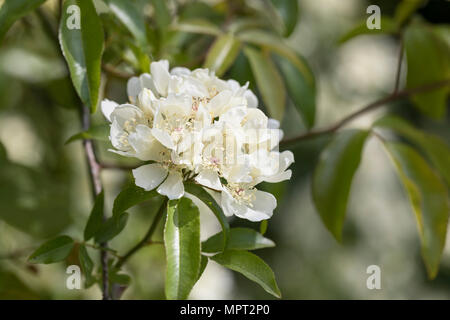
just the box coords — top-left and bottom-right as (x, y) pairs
(0, 0), (449, 299)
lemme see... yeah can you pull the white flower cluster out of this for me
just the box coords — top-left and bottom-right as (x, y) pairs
(102, 60), (294, 221)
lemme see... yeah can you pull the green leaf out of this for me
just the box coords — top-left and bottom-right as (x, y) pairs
(65, 124), (110, 145)
(338, 17), (398, 44)
(151, 0), (171, 32)
(28, 236), (74, 264)
(78, 244), (94, 287)
(260, 220), (268, 236)
(198, 255), (208, 280)
(270, 0), (298, 37)
(273, 52), (316, 128)
(171, 18), (222, 36)
(204, 33), (241, 77)
(244, 46), (286, 121)
(211, 250), (281, 298)
(312, 129), (370, 241)
(112, 185), (162, 216)
(164, 197), (201, 300)
(59, 0), (104, 113)
(104, 0), (149, 49)
(84, 191), (104, 241)
(94, 212), (129, 243)
(383, 142), (449, 279)
(184, 182), (229, 250)
(394, 0), (425, 26)
(374, 115), (450, 185)
(0, 0), (46, 43)
(202, 228), (275, 253)
(404, 21), (450, 119)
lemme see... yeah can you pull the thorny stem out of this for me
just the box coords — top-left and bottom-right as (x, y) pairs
(115, 198), (168, 269)
(80, 106), (111, 300)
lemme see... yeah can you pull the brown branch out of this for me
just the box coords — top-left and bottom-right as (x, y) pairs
(280, 79), (450, 147)
(115, 198), (168, 269)
(80, 106), (111, 300)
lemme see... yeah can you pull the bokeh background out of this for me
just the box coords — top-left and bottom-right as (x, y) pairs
(0, 0), (449, 299)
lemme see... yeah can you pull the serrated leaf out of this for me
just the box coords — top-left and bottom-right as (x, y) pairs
(28, 236), (74, 264)
(312, 129), (369, 241)
(338, 17), (398, 44)
(202, 228), (275, 253)
(0, 0), (46, 43)
(112, 185), (162, 216)
(404, 21), (450, 119)
(374, 115), (450, 185)
(65, 124), (110, 145)
(84, 191), (104, 241)
(184, 182), (229, 250)
(204, 33), (241, 77)
(104, 0), (149, 49)
(270, 0), (298, 37)
(383, 142), (449, 279)
(59, 0), (104, 113)
(273, 52), (316, 128)
(244, 46), (285, 121)
(211, 250), (281, 298)
(164, 197), (201, 300)
(78, 244), (94, 287)
(94, 212), (129, 243)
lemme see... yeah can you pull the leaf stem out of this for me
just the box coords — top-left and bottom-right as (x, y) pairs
(115, 197), (168, 269)
(280, 79), (450, 147)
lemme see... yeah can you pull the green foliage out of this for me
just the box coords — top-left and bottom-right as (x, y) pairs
(65, 124), (110, 145)
(204, 33), (241, 77)
(202, 228), (275, 253)
(94, 212), (129, 243)
(374, 116), (450, 185)
(112, 185), (162, 216)
(184, 182), (229, 250)
(28, 235), (74, 264)
(84, 191), (104, 241)
(312, 130), (370, 241)
(383, 142), (449, 279)
(211, 250), (281, 298)
(0, 0), (46, 43)
(59, 0), (104, 113)
(79, 244), (95, 287)
(404, 21), (450, 119)
(164, 198), (201, 300)
(270, 0), (299, 37)
(244, 46), (286, 121)
(338, 17), (398, 44)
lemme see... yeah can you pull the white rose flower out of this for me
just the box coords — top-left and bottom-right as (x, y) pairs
(102, 60), (294, 219)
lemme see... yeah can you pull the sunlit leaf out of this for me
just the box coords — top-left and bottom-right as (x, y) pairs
(28, 235), (74, 264)
(312, 129), (370, 241)
(374, 115), (450, 185)
(244, 46), (286, 121)
(59, 0), (104, 112)
(184, 182), (229, 250)
(204, 33), (241, 77)
(404, 21), (450, 119)
(164, 198), (201, 300)
(104, 0), (149, 49)
(202, 228), (275, 253)
(273, 52), (316, 128)
(383, 142), (449, 279)
(211, 250), (281, 298)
